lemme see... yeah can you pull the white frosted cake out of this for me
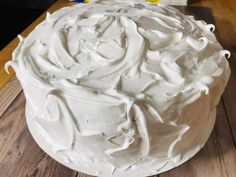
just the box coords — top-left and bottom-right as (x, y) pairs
(5, 0), (230, 176)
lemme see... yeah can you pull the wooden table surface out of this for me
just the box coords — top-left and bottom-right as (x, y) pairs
(0, 0), (236, 177)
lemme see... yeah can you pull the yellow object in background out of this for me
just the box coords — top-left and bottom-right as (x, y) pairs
(146, 0), (161, 3)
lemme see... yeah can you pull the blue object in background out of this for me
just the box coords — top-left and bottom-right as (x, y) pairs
(73, 0), (85, 2)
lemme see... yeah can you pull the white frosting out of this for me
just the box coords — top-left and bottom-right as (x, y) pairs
(6, 0), (230, 176)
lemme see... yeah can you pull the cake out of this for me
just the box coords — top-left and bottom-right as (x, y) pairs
(5, 0), (230, 176)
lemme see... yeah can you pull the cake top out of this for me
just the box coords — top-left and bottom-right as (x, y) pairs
(6, 0), (229, 102)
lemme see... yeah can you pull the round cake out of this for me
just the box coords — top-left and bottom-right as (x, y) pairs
(6, 0), (230, 176)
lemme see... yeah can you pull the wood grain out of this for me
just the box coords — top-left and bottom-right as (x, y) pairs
(0, 93), (26, 164)
(0, 77), (21, 117)
(222, 52), (236, 146)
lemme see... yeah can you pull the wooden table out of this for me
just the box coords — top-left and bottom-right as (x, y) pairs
(0, 0), (236, 177)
